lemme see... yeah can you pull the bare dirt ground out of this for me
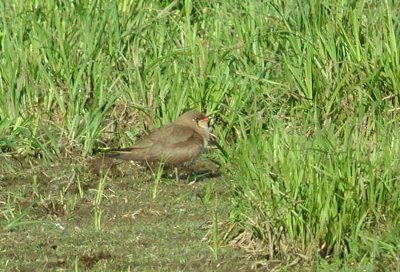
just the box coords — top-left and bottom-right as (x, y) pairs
(0, 156), (259, 271)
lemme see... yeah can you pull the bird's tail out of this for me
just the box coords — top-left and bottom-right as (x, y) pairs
(102, 148), (145, 161)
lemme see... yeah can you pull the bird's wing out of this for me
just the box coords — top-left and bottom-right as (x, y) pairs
(103, 125), (204, 163)
(134, 125), (197, 148)
(143, 129), (204, 164)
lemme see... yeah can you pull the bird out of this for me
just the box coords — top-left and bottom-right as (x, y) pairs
(103, 110), (211, 181)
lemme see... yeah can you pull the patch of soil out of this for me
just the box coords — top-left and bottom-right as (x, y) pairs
(0, 156), (258, 271)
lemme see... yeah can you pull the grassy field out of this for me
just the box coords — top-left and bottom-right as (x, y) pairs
(1, 0), (400, 271)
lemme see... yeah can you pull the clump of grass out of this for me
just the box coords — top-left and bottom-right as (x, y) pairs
(207, 0), (400, 265)
(0, 201), (44, 231)
(228, 112), (400, 260)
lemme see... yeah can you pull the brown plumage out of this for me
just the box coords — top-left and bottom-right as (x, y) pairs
(104, 111), (210, 168)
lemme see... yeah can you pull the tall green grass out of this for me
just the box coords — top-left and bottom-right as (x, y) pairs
(229, 111), (400, 258)
(1, 0), (399, 267)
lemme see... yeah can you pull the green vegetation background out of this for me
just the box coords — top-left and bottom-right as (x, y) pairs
(1, 0), (399, 270)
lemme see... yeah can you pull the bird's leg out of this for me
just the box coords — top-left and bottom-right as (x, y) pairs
(175, 167), (180, 182)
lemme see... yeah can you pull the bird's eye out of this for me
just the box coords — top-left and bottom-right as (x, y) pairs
(193, 118), (199, 122)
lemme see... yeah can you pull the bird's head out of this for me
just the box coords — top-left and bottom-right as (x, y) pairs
(174, 110), (210, 136)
